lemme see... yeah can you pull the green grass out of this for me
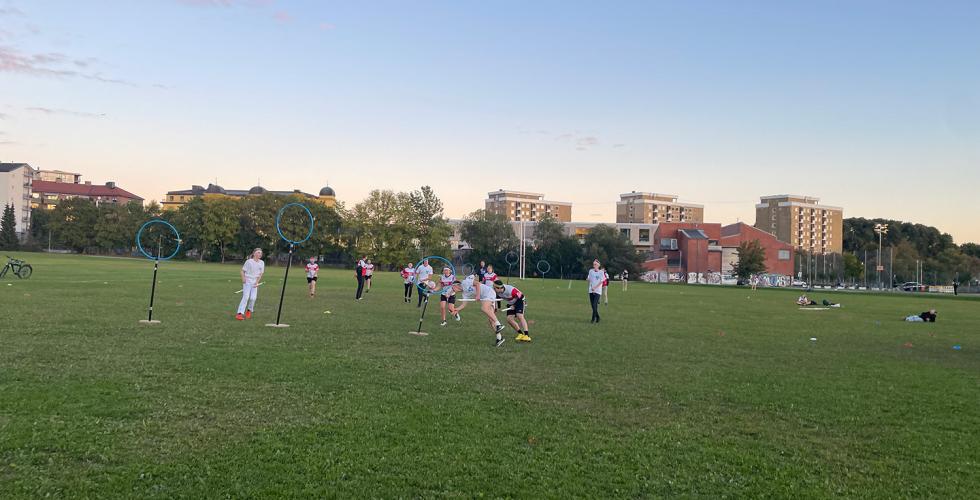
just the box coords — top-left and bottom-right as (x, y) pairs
(1, 252), (978, 498)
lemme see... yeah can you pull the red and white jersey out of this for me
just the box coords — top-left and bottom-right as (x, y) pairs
(439, 273), (456, 289)
(602, 270), (610, 286)
(402, 266), (416, 284)
(365, 263), (375, 276)
(305, 262), (319, 278)
(496, 284), (523, 305)
(483, 272), (498, 285)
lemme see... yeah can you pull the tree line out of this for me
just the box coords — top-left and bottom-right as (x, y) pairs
(11, 187), (645, 278)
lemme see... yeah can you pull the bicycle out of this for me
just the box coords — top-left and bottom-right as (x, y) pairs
(1, 256), (33, 279)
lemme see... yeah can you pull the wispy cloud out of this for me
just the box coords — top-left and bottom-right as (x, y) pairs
(0, 6), (25, 17)
(318, 22), (335, 31)
(0, 112), (9, 120)
(175, 0), (273, 7)
(0, 46), (139, 86)
(26, 106), (106, 118)
(272, 10), (291, 23)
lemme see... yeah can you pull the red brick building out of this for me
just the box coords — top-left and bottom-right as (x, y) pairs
(719, 222), (795, 277)
(31, 180), (143, 210)
(642, 221), (795, 280)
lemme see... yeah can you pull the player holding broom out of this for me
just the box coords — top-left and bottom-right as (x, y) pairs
(236, 248), (265, 320)
(493, 280), (531, 342)
(452, 276), (506, 347)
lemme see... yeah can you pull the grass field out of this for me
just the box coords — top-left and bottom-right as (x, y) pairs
(1, 252), (978, 498)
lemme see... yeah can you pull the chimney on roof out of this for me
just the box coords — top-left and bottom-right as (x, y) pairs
(106, 181), (116, 189)
(84, 181), (91, 185)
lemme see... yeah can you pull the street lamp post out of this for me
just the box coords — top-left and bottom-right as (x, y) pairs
(874, 223), (888, 290)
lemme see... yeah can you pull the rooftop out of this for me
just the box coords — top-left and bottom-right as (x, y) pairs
(32, 180), (143, 200)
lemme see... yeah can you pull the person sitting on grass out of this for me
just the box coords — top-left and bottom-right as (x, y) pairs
(905, 309), (937, 322)
(797, 294), (817, 306)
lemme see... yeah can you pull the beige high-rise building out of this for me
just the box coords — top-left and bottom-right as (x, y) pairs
(616, 192), (704, 224)
(754, 195), (843, 254)
(485, 190), (572, 222)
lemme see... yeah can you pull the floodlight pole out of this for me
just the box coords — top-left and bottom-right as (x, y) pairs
(273, 243), (294, 326)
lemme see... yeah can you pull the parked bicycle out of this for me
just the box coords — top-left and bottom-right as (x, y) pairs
(1, 256), (32, 279)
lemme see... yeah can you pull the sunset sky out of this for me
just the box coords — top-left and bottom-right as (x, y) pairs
(2, 1), (978, 242)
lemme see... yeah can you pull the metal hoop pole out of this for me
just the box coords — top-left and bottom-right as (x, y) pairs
(274, 243), (294, 326)
(416, 294), (429, 334)
(147, 258), (159, 322)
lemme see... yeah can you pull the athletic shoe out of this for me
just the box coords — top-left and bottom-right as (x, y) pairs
(440, 321), (447, 326)
(245, 310), (252, 319)
(454, 313), (461, 321)
(494, 337), (505, 348)
(495, 324), (505, 334)
(235, 313), (244, 321)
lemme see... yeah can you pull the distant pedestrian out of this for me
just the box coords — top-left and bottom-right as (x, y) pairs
(477, 260), (487, 283)
(953, 279), (959, 296)
(588, 260), (604, 323)
(364, 259), (375, 293)
(601, 267), (610, 305)
(622, 269), (629, 291)
(305, 256), (319, 298)
(401, 262), (416, 302)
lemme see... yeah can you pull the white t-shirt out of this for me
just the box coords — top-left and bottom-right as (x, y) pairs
(305, 262), (319, 278)
(243, 258), (265, 285)
(417, 264), (433, 281)
(477, 283), (497, 301)
(587, 268), (604, 293)
(459, 276), (478, 299)
(496, 284), (523, 305)
(365, 263), (374, 276)
(439, 273), (455, 295)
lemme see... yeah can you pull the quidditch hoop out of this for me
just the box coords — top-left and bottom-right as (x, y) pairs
(275, 203), (314, 245)
(414, 255), (455, 295)
(536, 260), (551, 275)
(136, 219), (181, 261)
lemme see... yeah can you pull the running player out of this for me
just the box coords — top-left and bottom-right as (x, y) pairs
(493, 280), (530, 342)
(364, 258), (375, 293)
(438, 267), (461, 326)
(236, 248), (265, 320)
(305, 256), (319, 297)
(452, 276), (506, 347)
(622, 269), (629, 291)
(401, 262), (416, 302)
(416, 259), (434, 307)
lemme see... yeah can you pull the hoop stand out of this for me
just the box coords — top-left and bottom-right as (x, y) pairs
(266, 243), (294, 328)
(139, 257), (162, 325)
(409, 294), (431, 336)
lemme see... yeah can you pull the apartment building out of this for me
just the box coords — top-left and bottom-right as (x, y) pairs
(0, 163), (33, 236)
(33, 169), (82, 184)
(754, 195), (843, 254)
(31, 180), (143, 210)
(616, 192), (704, 224)
(162, 183), (337, 210)
(485, 190), (572, 222)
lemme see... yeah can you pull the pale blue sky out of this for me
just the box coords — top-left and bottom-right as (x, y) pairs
(2, 1), (978, 242)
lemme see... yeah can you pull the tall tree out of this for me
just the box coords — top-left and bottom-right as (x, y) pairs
(460, 209), (518, 267)
(0, 204), (18, 250)
(579, 224), (642, 278)
(842, 253), (864, 282)
(50, 198), (99, 253)
(732, 239), (767, 282)
(531, 214), (583, 278)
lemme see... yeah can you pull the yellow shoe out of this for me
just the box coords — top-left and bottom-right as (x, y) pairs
(517, 334), (532, 342)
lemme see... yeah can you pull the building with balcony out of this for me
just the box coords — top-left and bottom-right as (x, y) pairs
(30, 180), (144, 210)
(0, 163), (33, 236)
(485, 190), (572, 222)
(617, 192), (704, 224)
(33, 169), (82, 184)
(754, 195), (843, 254)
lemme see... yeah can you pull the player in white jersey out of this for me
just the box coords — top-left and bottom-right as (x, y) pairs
(452, 277), (506, 347)
(483, 264), (499, 310)
(437, 267), (461, 326)
(401, 262), (416, 302)
(236, 248), (265, 320)
(587, 259), (604, 323)
(493, 280), (530, 342)
(364, 259), (375, 293)
(415, 259), (434, 307)
(305, 256), (319, 298)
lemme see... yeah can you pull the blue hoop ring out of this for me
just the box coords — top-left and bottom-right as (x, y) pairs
(414, 255), (456, 296)
(276, 203), (314, 245)
(136, 219), (182, 261)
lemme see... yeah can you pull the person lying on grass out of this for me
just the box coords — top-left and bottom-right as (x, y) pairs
(904, 309), (937, 322)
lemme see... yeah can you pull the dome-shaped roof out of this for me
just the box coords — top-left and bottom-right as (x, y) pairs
(248, 185), (267, 195)
(205, 183), (226, 194)
(319, 186), (336, 197)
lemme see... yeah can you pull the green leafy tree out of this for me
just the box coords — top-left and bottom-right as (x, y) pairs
(732, 239), (767, 282)
(842, 253), (864, 282)
(580, 224), (642, 278)
(50, 198), (100, 253)
(0, 203), (18, 250)
(530, 215), (583, 278)
(460, 209), (518, 267)
(408, 186), (451, 259)
(349, 190), (415, 268)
